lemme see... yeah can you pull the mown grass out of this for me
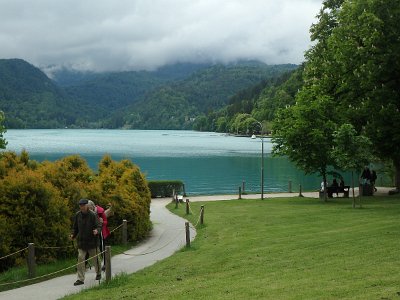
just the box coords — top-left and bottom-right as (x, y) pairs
(64, 195), (400, 299)
(0, 244), (132, 292)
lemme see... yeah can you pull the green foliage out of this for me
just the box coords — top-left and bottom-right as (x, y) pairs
(0, 167), (71, 270)
(0, 59), (83, 129)
(40, 155), (94, 211)
(91, 155), (152, 241)
(300, 0), (400, 188)
(332, 124), (373, 173)
(147, 180), (185, 198)
(272, 86), (338, 181)
(0, 152), (152, 271)
(197, 66), (303, 135)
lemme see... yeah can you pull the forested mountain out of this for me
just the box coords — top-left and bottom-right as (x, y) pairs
(193, 65), (304, 134)
(0, 59), (82, 128)
(0, 58), (298, 129)
(121, 62), (297, 129)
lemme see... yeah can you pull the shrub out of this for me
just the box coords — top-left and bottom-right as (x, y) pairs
(148, 180), (185, 197)
(0, 168), (71, 269)
(0, 152), (152, 270)
(90, 156), (152, 242)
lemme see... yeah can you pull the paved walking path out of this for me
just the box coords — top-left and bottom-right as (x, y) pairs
(0, 187), (392, 300)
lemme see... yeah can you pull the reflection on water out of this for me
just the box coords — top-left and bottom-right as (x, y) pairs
(4, 129), (350, 195)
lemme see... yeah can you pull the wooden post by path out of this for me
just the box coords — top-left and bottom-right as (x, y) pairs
(186, 199), (190, 215)
(242, 181), (245, 194)
(238, 186), (242, 199)
(289, 180), (292, 193)
(105, 246), (112, 283)
(298, 184), (304, 197)
(200, 205), (205, 225)
(122, 219), (128, 246)
(185, 222), (190, 247)
(27, 243), (36, 278)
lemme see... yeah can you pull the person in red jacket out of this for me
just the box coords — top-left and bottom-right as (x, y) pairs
(88, 200), (111, 271)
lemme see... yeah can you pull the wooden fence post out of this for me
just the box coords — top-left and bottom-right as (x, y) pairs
(27, 243), (36, 278)
(185, 222), (190, 247)
(299, 184), (304, 197)
(200, 206), (204, 225)
(288, 180), (292, 193)
(186, 199), (190, 215)
(122, 219), (128, 246)
(105, 246), (112, 283)
(238, 186), (242, 199)
(242, 181), (245, 194)
(175, 195), (179, 209)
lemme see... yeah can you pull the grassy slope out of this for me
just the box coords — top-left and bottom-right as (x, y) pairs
(64, 196), (400, 299)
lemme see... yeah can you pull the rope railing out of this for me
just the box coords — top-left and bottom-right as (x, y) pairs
(0, 216), (196, 288)
(0, 246), (29, 261)
(0, 250), (105, 287)
(109, 222), (125, 235)
(35, 245), (74, 250)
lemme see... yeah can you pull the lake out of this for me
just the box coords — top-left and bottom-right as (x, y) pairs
(4, 129), (333, 195)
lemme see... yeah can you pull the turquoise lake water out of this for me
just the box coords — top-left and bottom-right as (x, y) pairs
(4, 129), (340, 195)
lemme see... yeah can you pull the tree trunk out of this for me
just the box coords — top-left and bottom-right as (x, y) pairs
(323, 174), (328, 202)
(351, 171), (355, 208)
(395, 159), (400, 190)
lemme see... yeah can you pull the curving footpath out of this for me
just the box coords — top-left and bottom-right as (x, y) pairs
(0, 188), (391, 300)
(0, 198), (196, 300)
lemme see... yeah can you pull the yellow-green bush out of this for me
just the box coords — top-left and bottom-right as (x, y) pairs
(0, 152), (152, 271)
(40, 155), (94, 212)
(0, 168), (71, 270)
(89, 156), (152, 242)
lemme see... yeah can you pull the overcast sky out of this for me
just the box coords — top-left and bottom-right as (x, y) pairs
(0, 0), (322, 73)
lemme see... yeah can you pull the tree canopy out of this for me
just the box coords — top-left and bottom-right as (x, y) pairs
(273, 0), (400, 189)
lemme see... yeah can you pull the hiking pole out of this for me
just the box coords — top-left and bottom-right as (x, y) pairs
(95, 245), (101, 284)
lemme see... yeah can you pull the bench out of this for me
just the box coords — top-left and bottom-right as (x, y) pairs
(319, 185), (350, 198)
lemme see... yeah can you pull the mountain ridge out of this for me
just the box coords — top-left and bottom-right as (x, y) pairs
(0, 58), (297, 129)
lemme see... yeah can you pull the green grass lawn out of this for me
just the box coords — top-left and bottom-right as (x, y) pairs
(65, 196), (400, 299)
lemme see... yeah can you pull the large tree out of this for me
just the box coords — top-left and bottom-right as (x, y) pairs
(327, 0), (400, 189)
(272, 86), (338, 195)
(281, 0), (400, 190)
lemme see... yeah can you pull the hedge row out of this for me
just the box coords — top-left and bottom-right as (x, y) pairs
(0, 151), (151, 271)
(147, 180), (185, 198)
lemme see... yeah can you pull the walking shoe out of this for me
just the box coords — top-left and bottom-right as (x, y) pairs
(74, 280), (84, 286)
(95, 274), (101, 280)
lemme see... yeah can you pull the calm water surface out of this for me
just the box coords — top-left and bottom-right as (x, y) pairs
(4, 129), (331, 195)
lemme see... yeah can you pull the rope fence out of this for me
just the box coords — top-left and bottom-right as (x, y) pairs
(0, 246), (28, 261)
(0, 208), (203, 289)
(0, 250), (106, 287)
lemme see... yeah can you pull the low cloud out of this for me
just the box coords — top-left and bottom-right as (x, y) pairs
(0, 0), (322, 72)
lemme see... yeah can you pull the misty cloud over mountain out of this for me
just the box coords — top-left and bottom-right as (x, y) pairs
(0, 0), (321, 73)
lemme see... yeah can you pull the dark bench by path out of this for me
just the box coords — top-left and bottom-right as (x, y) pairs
(319, 186), (350, 198)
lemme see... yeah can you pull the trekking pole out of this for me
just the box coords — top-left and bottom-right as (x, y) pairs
(95, 246), (100, 284)
(71, 240), (78, 272)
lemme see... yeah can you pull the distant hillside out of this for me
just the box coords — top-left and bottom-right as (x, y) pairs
(0, 59), (298, 129)
(114, 62), (298, 129)
(191, 65), (304, 134)
(0, 59), (81, 128)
